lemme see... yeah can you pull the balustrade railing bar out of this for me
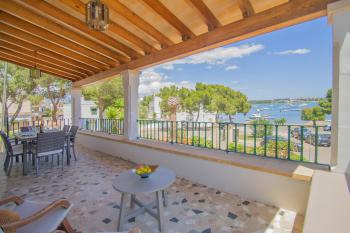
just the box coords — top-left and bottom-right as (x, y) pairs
(8, 118), (71, 135)
(80, 118), (124, 135)
(136, 119), (330, 167)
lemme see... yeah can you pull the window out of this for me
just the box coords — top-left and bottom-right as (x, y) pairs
(90, 107), (97, 115)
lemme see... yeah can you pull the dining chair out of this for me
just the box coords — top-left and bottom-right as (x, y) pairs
(68, 126), (79, 161)
(31, 131), (65, 175)
(0, 131), (24, 176)
(0, 195), (75, 233)
(62, 125), (70, 133)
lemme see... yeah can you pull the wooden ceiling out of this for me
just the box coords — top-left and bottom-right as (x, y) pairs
(0, 0), (338, 85)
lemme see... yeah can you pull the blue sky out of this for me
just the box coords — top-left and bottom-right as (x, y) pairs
(139, 17), (332, 100)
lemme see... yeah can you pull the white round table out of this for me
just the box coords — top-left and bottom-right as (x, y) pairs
(113, 167), (176, 232)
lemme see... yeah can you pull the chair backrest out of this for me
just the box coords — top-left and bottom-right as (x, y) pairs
(62, 125), (70, 133)
(36, 131), (65, 154)
(0, 131), (13, 155)
(20, 126), (30, 132)
(69, 126), (78, 141)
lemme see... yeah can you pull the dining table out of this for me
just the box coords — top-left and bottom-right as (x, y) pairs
(14, 130), (72, 175)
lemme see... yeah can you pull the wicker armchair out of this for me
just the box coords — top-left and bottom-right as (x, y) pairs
(0, 131), (24, 176)
(0, 195), (75, 233)
(31, 131), (66, 175)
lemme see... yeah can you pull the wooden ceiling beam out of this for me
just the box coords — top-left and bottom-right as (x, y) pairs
(74, 0), (337, 86)
(21, 0), (143, 59)
(57, 0), (156, 55)
(102, 0), (174, 48)
(187, 0), (222, 31)
(237, 0), (255, 18)
(0, 0), (127, 64)
(0, 11), (120, 67)
(142, 0), (195, 41)
(0, 23), (102, 72)
(0, 41), (87, 78)
(0, 53), (77, 81)
(0, 33), (93, 76)
(0, 47), (82, 80)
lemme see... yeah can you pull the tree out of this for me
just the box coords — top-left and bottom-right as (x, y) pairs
(249, 119), (273, 138)
(0, 62), (38, 124)
(301, 106), (325, 126)
(178, 88), (201, 122)
(105, 98), (124, 119)
(83, 78), (123, 119)
(157, 86), (179, 119)
(319, 88), (332, 115)
(274, 118), (287, 125)
(36, 74), (71, 121)
(204, 84), (251, 122)
(28, 95), (44, 114)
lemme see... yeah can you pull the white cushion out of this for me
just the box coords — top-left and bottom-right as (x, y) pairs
(9, 200), (71, 233)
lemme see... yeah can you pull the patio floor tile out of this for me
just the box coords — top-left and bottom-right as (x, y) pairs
(0, 145), (298, 233)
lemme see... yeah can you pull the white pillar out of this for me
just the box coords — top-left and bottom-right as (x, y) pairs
(328, 0), (350, 173)
(122, 70), (140, 140)
(71, 87), (82, 127)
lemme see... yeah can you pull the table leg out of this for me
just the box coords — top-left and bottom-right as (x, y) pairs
(156, 190), (165, 232)
(22, 142), (28, 176)
(162, 190), (168, 207)
(130, 194), (136, 209)
(117, 192), (128, 231)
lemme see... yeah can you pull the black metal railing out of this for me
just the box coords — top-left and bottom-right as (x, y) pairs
(8, 118), (71, 136)
(137, 120), (331, 166)
(80, 118), (124, 135)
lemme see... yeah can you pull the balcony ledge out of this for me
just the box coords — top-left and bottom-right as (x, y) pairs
(78, 130), (329, 182)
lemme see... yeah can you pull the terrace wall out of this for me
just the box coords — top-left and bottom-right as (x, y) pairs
(77, 131), (311, 213)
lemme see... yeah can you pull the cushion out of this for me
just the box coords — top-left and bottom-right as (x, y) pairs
(0, 209), (20, 233)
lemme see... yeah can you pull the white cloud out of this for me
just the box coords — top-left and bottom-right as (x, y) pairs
(225, 65), (238, 71)
(162, 64), (174, 70)
(138, 69), (194, 97)
(156, 44), (264, 70)
(274, 48), (311, 55)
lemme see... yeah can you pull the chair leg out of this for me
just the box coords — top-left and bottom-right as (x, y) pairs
(72, 144), (77, 161)
(35, 157), (39, 175)
(6, 157), (13, 176)
(61, 152), (64, 171)
(59, 218), (76, 233)
(51, 155), (54, 168)
(3, 155), (9, 171)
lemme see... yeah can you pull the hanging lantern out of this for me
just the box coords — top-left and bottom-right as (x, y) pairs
(86, 0), (109, 31)
(30, 67), (41, 79)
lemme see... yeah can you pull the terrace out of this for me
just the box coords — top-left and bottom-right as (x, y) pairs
(1, 0), (350, 233)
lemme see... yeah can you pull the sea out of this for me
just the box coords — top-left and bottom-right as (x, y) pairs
(221, 101), (332, 125)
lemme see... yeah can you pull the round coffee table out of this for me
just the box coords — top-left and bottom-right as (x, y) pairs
(113, 167), (176, 232)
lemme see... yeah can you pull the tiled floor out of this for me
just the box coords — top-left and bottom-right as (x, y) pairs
(0, 145), (300, 233)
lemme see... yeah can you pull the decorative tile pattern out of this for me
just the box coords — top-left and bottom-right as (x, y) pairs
(0, 145), (300, 233)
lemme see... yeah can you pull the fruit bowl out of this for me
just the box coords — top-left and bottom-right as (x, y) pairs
(134, 165), (158, 178)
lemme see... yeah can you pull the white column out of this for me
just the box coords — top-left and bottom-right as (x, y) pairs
(71, 87), (82, 127)
(328, 0), (350, 173)
(122, 70), (140, 140)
